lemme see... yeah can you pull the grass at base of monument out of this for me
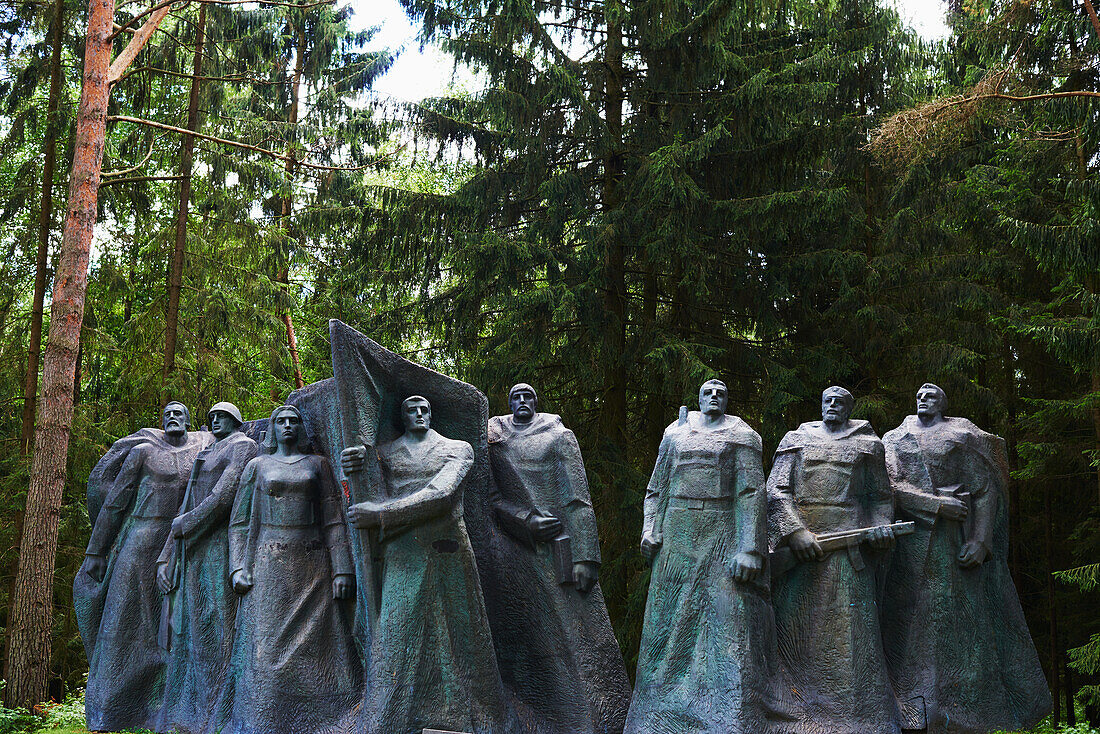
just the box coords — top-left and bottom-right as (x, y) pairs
(19, 723), (1100, 734)
(3, 686), (1095, 734)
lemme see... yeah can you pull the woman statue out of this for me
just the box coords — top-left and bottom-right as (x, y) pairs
(226, 405), (360, 734)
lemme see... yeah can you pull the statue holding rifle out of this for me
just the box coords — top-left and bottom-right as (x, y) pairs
(881, 384), (1051, 733)
(156, 402), (257, 734)
(766, 386), (901, 734)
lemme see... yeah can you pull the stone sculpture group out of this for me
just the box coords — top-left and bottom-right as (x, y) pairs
(75, 320), (1051, 734)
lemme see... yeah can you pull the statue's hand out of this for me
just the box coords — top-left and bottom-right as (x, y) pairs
(84, 554), (107, 583)
(731, 552), (763, 583)
(573, 561), (599, 593)
(789, 528), (824, 561)
(867, 525), (896, 550)
(171, 515), (188, 539)
(958, 540), (990, 568)
(937, 496), (968, 521)
(349, 501), (383, 529)
(526, 514), (563, 542)
(332, 573), (355, 599)
(640, 532), (662, 563)
(231, 569), (253, 595)
(341, 445), (367, 475)
(156, 562), (174, 594)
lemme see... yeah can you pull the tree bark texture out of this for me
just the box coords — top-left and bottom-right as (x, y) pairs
(4, 0), (114, 709)
(599, 1), (626, 446)
(280, 22), (305, 390)
(20, 0), (66, 455)
(163, 2), (206, 387)
(1045, 481), (1061, 725)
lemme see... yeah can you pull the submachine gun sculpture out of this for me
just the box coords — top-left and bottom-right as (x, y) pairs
(770, 521), (915, 577)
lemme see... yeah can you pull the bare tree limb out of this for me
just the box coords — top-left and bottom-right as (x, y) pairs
(108, 0), (185, 42)
(100, 174), (185, 185)
(108, 3), (177, 82)
(101, 132), (164, 176)
(109, 114), (395, 170)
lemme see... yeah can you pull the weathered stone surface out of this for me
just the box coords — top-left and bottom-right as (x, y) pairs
(487, 383), (630, 734)
(626, 380), (774, 734)
(766, 387), (900, 734)
(155, 405), (257, 734)
(225, 404), (360, 734)
(75, 403), (213, 732)
(881, 384), (1051, 733)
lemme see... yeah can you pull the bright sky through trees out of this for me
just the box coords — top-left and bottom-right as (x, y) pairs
(356, 0), (951, 102)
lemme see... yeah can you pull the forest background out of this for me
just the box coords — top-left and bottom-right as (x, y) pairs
(0, 0), (1097, 726)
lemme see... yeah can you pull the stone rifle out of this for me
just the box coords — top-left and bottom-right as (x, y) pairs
(159, 448), (208, 650)
(769, 521), (915, 577)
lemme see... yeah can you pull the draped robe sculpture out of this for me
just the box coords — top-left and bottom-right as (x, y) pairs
(155, 402), (258, 734)
(626, 380), (774, 734)
(882, 384), (1051, 733)
(766, 387), (900, 734)
(227, 405), (360, 734)
(344, 395), (510, 734)
(487, 383), (630, 733)
(75, 402), (213, 732)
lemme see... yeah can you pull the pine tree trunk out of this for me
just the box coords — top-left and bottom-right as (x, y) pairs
(1092, 360), (1100, 507)
(599, 0), (626, 444)
(163, 2), (206, 388)
(279, 22), (306, 390)
(3, 0), (114, 708)
(19, 0), (65, 455)
(1065, 652), (1076, 725)
(1045, 480), (1061, 725)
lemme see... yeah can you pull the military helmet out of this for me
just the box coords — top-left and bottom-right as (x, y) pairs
(208, 401), (244, 426)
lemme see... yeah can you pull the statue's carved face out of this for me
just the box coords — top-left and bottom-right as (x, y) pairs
(163, 403), (189, 436)
(274, 408), (302, 447)
(402, 397), (431, 433)
(916, 387), (945, 418)
(209, 410), (240, 440)
(510, 388), (537, 422)
(821, 391), (852, 425)
(698, 382), (728, 416)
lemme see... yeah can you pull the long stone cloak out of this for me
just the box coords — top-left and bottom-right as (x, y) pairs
(360, 429), (510, 734)
(225, 452), (360, 734)
(487, 413), (630, 734)
(625, 412), (774, 734)
(881, 416), (1051, 733)
(75, 429), (212, 733)
(766, 420), (900, 734)
(156, 430), (258, 734)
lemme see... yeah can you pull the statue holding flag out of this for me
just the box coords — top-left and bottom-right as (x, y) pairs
(342, 395), (509, 734)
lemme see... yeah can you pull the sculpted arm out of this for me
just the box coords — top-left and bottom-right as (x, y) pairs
(489, 461), (538, 548)
(228, 460), (258, 593)
(884, 437), (942, 523)
(351, 443), (473, 530)
(641, 433), (673, 561)
(731, 442), (766, 583)
(960, 457), (997, 567)
(174, 439), (258, 541)
(557, 429), (600, 590)
(558, 429), (600, 565)
(317, 458), (355, 598)
(767, 448), (822, 561)
(865, 445), (897, 549)
(84, 445), (145, 581)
